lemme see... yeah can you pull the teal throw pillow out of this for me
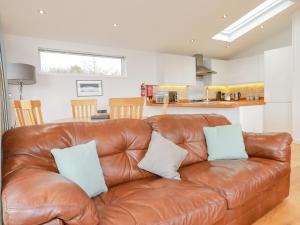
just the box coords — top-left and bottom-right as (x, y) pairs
(51, 140), (107, 197)
(203, 124), (248, 161)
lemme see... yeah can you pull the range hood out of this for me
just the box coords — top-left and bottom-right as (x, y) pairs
(194, 54), (217, 76)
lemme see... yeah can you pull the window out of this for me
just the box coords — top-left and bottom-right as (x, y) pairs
(212, 0), (294, 42)
(39, 49), (126, 77)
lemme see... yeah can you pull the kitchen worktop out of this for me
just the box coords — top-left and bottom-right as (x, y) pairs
(146, 100), (265, 108)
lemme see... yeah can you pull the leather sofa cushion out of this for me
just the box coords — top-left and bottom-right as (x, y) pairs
(2, 119), (154, 188)
(180, 158), (290, 209)
(94, 177), (226, 225)
(146, 114), (230, 167)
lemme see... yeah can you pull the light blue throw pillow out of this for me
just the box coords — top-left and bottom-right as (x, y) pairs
(203, 124), (248, 161)
(51, 140), (108, 198)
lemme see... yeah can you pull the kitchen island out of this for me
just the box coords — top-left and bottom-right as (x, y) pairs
(145, 100), (265, 132)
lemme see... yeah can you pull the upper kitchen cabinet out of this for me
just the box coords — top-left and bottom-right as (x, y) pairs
(210, 55), (264, 86)
(157, 53), (196, 85)
(228, 55), (264, 84)
(210, 59), (228, 86)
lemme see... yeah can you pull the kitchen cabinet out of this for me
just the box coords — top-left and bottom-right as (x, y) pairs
(264, 46), (292, 133)
(157, 54), (196, 85)
(228, 55), (264, 84)
(210, 59), (228, 86)
(240, 105), (264, 133)
(210, 55), (264, 86)
(264, 47), (292, 102)
(264, 103), (292, 133)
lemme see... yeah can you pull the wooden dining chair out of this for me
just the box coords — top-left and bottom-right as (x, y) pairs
(13, 100), (44, 127)
(161, 95), (169, 115)
(71, 99), (97, 119)
(109, 97), (145, 119)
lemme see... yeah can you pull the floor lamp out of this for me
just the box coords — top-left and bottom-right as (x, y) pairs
(7, 63), (36, 99)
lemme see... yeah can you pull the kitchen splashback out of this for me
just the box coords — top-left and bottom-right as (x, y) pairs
(154, 85), (188, 100)
(207, 83), (264, 99)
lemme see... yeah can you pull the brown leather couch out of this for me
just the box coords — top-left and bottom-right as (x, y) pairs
(1, 114), (292, 225)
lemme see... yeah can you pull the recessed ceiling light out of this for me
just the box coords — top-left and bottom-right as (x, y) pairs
(38, 9), (45, 15)
(113, 23), (119, 27)
(213, 0), (294, 42)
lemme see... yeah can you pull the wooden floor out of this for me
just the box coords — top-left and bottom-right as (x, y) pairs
(254, 144), (300, 225)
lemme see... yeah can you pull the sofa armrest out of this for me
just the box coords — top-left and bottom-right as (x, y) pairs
(243, 132), (293, 162)
(2, 169), (99, 225)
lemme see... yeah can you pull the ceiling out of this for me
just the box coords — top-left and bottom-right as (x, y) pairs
(0, 0), (299, 59)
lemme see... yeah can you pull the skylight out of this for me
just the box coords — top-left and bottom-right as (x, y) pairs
(213, 0), (294, 42)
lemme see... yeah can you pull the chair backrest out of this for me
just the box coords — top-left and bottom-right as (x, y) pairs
(161, 96), (169, 115)
(71, 99), (97, 119)
(13, 100), (44, 127)
(109, 97), (145, 119)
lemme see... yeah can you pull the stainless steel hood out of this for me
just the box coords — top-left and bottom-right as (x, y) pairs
(194, 54), (217, 76)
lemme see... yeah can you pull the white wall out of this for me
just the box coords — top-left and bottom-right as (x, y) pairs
(4, 34), (158, 123)
(233, 27), (292, 58)
(292, 13), (300, 144)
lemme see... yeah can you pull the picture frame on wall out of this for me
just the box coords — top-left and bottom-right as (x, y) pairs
(76, 80), (103, 97)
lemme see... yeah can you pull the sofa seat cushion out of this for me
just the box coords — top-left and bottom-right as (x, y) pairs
(94, 177), (226, 225)
(180, 158), (290, 209)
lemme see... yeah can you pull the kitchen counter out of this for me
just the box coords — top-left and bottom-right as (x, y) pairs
(144, 99), (265, 133)
(146, 100), (265, 108)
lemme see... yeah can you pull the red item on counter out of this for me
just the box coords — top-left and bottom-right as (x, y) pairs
(146, 85), (153, 98)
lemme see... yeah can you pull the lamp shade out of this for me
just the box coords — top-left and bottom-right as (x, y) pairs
(7, 63), (36, 85)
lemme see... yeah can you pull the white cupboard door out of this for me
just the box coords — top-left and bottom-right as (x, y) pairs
(210, 55), (264, 86)
(210, 59), (228, 86)
(228, 55), (264, 85)
(264, 47), (292, 102)
(240, 106), (264, 133)
(157, 54), (196, 85)
(264, 103), (292, 133)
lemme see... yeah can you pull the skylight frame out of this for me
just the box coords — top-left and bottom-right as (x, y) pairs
(213, 0), (294, 42)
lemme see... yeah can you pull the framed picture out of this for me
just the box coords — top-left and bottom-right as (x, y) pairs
(76, 80), (103, 97)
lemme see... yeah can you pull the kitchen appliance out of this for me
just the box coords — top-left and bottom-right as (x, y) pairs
(224, 93), (231, 101)
(194, 54), (217, 76)
(246, 96), (260, 101)
(155, 91), (168, 104)
(233, 92), (241, 101)
(216, 91), (222, 101)
(168, 91), (178, 103)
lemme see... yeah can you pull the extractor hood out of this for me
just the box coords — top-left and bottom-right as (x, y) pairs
(194, 54), (217, 76)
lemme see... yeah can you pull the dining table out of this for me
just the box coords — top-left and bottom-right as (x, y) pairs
(52, 113), (110, 123)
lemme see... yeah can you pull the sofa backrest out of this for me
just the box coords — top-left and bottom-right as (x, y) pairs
(146, 114), (230, 166)
(2, 119), (153, 188)
(2, 114), (230, 188)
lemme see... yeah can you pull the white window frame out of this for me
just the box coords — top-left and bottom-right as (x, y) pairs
(38, 48), (127, 77)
